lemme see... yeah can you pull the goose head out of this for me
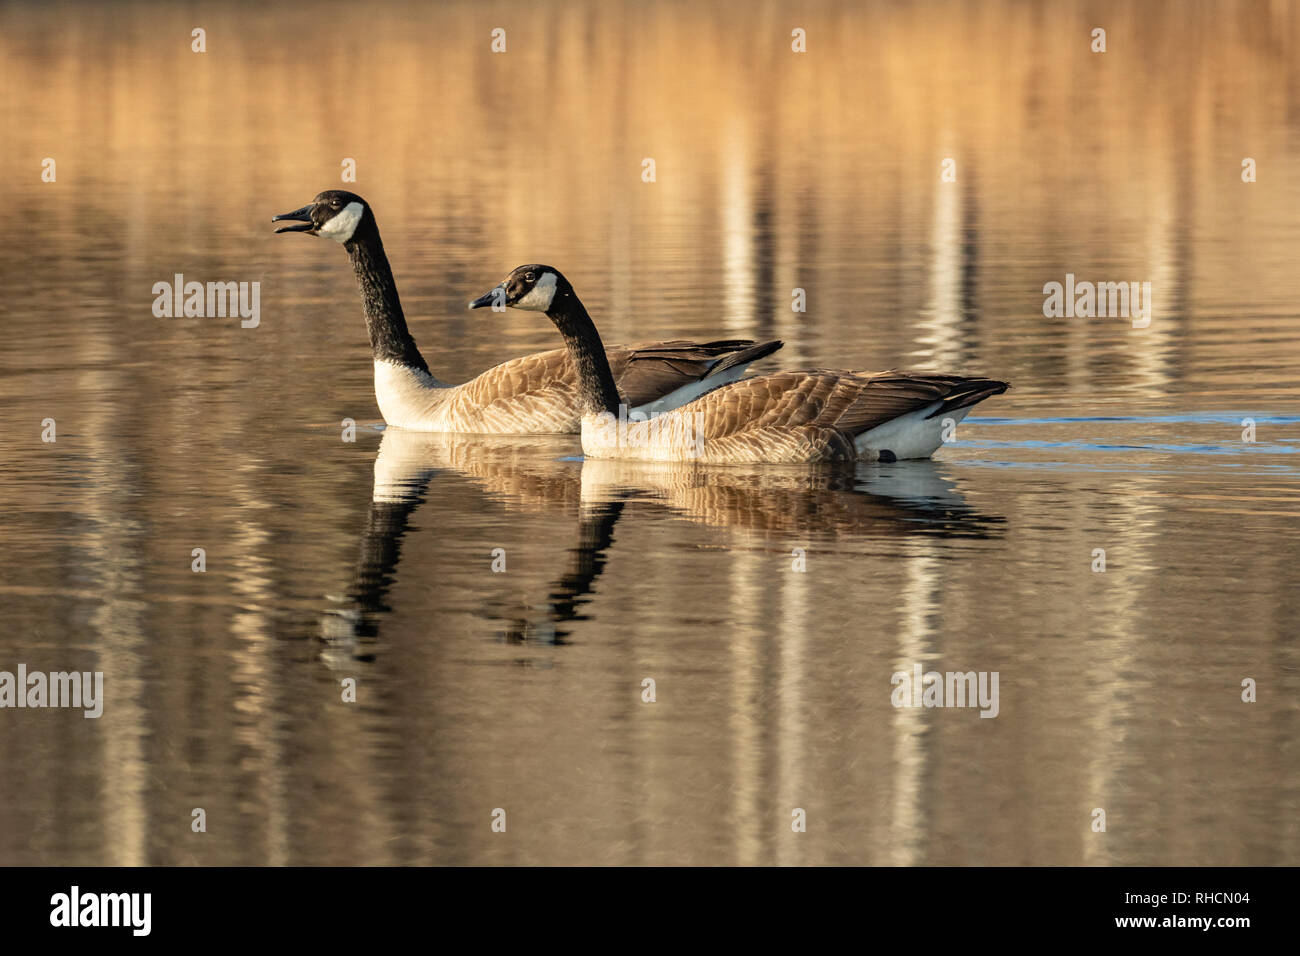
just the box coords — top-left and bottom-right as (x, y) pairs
(272, 190), (375, 244)
(467, 265), (572, 314)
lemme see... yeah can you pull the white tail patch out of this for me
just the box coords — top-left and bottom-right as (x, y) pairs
(855, 403), (972, 459)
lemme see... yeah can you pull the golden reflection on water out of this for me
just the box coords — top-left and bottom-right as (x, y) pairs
(1, 0), (1299, 865)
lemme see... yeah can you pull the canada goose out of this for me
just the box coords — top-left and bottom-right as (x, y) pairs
(272, 190), (782, 433)
(468, 266), (1010, 463)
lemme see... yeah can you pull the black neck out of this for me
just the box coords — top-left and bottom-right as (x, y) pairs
(547, 290), (622, 415)
(344, 233), (429, 373)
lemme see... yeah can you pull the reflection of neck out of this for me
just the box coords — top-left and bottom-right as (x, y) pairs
(548, 501), (624, 620)
(345, 232), (429, 372)
(352, 496), (419, 620)
(546, 290), (622, 415)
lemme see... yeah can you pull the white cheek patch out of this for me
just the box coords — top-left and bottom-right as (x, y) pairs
(319, 201), (365, 243)
(514, 271), (558, 311)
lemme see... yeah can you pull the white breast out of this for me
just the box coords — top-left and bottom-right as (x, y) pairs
(373, 360), (446, 428)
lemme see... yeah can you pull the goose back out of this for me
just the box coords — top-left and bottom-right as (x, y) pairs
(375, 339), (786, 434)
(581, 369), (1010, 462)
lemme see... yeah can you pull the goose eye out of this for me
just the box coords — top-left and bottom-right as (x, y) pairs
(524, 272), (535, 282)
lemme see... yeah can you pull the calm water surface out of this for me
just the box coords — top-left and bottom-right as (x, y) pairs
(1, 0), (1298, 865)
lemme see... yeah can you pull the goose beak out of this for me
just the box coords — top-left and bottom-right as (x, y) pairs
(467, 286), (506, 311)
(272, 204), (316, 234)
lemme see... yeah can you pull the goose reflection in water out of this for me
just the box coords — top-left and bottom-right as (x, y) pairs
(319, 428), (1005, 664)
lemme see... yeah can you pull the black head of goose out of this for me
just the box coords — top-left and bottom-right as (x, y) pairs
(273, 192), (784, 434)
(470, 265), (1010, 463)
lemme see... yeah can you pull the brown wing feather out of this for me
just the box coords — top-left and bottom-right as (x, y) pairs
(458, 340), (784, 409)
(445, 348), (577, 431)
(434, 340), (786, 433)
(686, 369), (1008, 442)
(610, 339), (782, 408)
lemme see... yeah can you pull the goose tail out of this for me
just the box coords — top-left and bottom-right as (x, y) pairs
(704, 339), (785, 380)
(848, 374), (1010, 460)
(923, 377), (1010, 418)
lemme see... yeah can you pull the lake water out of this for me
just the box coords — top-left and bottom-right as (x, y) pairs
(1, 0), (1298, 865)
